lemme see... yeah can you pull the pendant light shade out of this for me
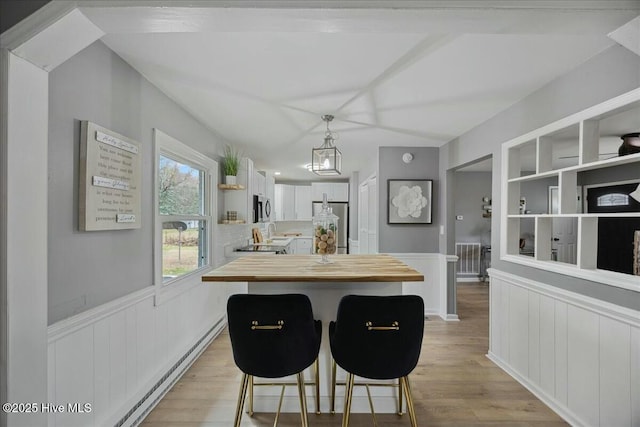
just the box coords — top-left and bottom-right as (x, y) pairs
(312, 115), (342, 176)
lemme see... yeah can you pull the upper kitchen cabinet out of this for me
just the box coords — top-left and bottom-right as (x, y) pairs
(311, 182), (349, 202)
(274, 184), (312, 220)
(295, 185), (312, 220)
(274, 184), (295, 221)
(265, 174), (275, 203)
(502, 88), (640, 291)
(253, 170), (266, 196)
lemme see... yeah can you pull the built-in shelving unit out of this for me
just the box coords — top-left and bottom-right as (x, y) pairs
(501, 88), (640, 291)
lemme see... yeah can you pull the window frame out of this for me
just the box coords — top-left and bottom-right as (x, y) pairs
(153, 129), (217, 303)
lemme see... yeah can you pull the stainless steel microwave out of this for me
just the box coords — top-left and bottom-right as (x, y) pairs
(253, 195), (271, 223)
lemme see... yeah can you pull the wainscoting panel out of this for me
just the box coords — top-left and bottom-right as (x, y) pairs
(631, 327), (640, 426)
(554, 300), (568, 407)
(567, 305), (599, 426)
(488, 269), (639, 427)
(47, 278), (229, 427)
(539, 294), (555, 399)
(599, 316), (631, 427)
(391, 253), (445, 319)
(508, 284), (529, 376)
(528, 292), (540, 385)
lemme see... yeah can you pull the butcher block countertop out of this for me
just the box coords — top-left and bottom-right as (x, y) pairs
(202, 254), (424, 282)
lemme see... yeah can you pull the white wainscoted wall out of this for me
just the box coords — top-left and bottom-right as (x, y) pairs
(392, 253), (450, 320)
(46, 224), (250, 427)
(488, 269), (640, 427)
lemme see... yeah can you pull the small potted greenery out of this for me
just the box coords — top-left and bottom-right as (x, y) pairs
(222, 145), (241, 185)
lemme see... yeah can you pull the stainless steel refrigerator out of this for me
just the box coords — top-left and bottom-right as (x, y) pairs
(312, 202), (349, 254)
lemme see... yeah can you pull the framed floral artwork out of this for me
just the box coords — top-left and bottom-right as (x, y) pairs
(387, 179), (433, 224)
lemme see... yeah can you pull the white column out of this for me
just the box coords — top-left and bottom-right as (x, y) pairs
(2, 52), (49, 426)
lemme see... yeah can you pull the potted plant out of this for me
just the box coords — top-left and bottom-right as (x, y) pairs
(222, 145), (241, 185)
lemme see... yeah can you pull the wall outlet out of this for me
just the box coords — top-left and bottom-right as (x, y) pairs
(456, 215), (463, 220)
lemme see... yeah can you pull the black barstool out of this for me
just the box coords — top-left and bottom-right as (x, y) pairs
(329, 294), (424, 427)
(227, 293), (322, 427)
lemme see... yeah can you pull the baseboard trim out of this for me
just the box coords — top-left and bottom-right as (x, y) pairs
(486, 351), (587, 427)
(456, 277), (481, 283)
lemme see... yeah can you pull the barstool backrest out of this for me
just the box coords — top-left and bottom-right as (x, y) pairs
(330, 294), (424, 380)
(227, 293), (321, 378)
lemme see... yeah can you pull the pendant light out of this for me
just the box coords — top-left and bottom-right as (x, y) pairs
(312, 114), (342, 176)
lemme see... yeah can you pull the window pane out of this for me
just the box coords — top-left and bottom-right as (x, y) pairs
(159, 155), (204, 215)
(596, 193), (629, 207)
(162, 220), (206, 281)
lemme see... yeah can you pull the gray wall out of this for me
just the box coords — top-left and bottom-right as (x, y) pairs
(378, 146), (439, 253)
(454, 172), (491, 246)
(441, 45), (640, 310)
(0, 0), (50, 33)
(48, 41), (225, 324)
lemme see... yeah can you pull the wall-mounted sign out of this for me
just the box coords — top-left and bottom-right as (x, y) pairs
(79, 121), (141, 230)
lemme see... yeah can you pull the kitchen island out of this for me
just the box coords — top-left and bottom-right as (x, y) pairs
(202, 254), (424, 414)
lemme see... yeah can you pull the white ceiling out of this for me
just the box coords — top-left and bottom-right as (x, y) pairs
(74, 1), (640, 180)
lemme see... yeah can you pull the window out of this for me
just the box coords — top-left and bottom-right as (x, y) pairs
(596, 193), (629, 207)
(155, 129), (216, 286)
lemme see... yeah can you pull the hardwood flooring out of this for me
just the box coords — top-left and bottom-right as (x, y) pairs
(141, 283), (567, 426)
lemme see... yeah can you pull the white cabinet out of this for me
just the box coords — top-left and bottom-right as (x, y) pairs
(275, 184), (311, 221)
(311, 182), (349, 202)
(292, 237), (312, 254)
(502, 88), (640, 290)
(332, 183), (349, 202)
(274, 184), (295, 221)
(294, 186), (312, 220)
(266, 175), (275, 203)
(358, 175), (377, 254)
(253, 171), (266, 196)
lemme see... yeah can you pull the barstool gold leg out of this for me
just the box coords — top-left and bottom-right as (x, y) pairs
(296, 371), (310, 427)
(397, 377), (404, 415)
(248, 375), (254, 416)
(330, 359), (337, 414)
(233, 373), (249, 427)
(401, 376), (418, 427)
(342, 373), (355, 427)
(314, 357), (321, 414)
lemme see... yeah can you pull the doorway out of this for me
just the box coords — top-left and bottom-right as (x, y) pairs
(452, 156), (493, 321)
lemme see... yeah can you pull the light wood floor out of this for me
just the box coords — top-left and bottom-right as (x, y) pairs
(142, 283), (568, 426)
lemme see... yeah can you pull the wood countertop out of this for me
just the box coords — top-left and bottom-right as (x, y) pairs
(202, 254), (424, 282)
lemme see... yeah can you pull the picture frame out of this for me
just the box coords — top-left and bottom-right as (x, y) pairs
(387, 179), (433, 224)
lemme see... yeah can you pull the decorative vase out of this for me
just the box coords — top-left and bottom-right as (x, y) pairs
(618, 132), (640, 156)
(225, 175), (237, 185)
(312, 194), (339, 264)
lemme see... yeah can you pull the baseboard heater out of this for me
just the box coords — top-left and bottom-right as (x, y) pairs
(115, 317), (226, 427)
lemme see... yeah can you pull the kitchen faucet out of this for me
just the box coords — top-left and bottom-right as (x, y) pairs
(267, 222), (276, 239)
